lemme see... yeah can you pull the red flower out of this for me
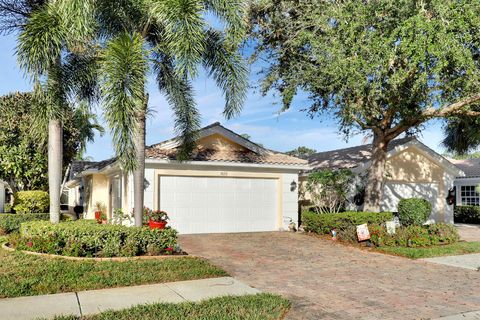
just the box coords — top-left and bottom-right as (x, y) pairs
(165, 247), (173, 251)
(26, 241), (33, 247)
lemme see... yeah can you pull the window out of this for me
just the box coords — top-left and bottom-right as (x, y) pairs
(460, 185), (480, 206)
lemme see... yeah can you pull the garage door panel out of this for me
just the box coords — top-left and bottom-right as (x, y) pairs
(159, 176), (278, 234)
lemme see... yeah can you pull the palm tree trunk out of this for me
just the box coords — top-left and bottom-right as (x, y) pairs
(48, 119), (63, 223)
(363, 132), (389, 212)
(133, 95), (148, 227)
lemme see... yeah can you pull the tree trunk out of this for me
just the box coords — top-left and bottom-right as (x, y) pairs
(363, 132), (389, 212)
(48, 119), (63, 223)
(133, 95), (148, 227)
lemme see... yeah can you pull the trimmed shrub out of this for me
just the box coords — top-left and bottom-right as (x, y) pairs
(454, 205), (480, 224)
(302, 211), (393, 235)
(369, 223), (459, 247)
(17, 220), (178, 257)
(398, 198), (432, 226)
(13, 191), (49, 214)
(0, 213), (49, 234)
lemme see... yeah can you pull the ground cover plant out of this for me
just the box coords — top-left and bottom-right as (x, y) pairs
(377, 241), (480, 259)
(14, 220), (178, 257)
(0, 247), (227, 298)
(48, 294), (290, 320)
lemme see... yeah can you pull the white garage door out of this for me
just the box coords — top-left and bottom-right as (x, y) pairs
(381, 182), (440, 215)
(159, 176), (278, 234)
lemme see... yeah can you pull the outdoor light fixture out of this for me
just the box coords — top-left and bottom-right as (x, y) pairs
(290, 180), (297, 191)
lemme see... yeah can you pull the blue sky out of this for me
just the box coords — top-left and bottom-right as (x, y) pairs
(0, 32), (448, 161)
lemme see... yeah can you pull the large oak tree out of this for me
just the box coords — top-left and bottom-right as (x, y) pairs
(249, 0), (480, 211)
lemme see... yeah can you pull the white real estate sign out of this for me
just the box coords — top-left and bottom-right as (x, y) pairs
(159, 176), (278, 234)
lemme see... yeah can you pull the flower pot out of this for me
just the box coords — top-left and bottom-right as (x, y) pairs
(149, 220), (167, 229)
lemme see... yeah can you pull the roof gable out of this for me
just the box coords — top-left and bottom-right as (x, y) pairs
(149, 122), (267, 155)
(145, 122), (308, 166)
(307, 137), (463, 176)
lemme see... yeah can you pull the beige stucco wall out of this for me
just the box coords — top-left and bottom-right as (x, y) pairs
(384, 147), (443, 183)
(196, 134), (248, 151)
(85, 174), (110, 219)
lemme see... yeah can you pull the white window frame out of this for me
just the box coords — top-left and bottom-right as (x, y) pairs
(460, 185), (480, 206)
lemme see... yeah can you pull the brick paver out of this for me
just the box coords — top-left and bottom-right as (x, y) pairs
(456, 224), (480, 242)
(179, 232), (480, 320)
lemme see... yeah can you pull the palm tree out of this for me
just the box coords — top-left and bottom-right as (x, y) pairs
(7, 0), (97, 223)
(97, 0), (248, 226)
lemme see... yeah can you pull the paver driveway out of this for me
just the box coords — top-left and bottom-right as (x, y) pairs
(179, 232), (480, 320)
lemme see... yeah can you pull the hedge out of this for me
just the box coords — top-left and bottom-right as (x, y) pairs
(398, 198), (432, 226)
(369, 223), (459, 247)
(302, 211), (394, 234)
(454, 206), (480, 224)
(13, 191), (49, 214)
(16, 220), (178, 257)
(0, 213), (49, 234)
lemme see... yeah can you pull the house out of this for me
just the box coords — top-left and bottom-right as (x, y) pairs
(449, 158), (480, 206)
(66, 123), (309, 234)
(303, 137), (464, 223)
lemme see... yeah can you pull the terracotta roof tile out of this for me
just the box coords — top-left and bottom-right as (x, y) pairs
(145, 147), (307, 165)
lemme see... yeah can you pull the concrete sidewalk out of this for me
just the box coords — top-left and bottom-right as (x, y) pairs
(421, 253), (480, 271)
(0, 277), (260, 320)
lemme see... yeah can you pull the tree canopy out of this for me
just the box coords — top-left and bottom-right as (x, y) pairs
(285, 146), (317, 159)
(249, 0), (480, 210)
(0, 92), (103, 192)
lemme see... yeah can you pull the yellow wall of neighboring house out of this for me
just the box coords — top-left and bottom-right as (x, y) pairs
(384, 147), (443, 183)
(299, 146), (448, 216)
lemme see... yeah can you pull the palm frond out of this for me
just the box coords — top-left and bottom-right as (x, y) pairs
(150, 0), (206, 77)
(100, 31), (148, 172)
(154, 53), (200, 160)
(16, 3), (66, 77)
(202, 0), (247, 47)
(203, 29), (247, 119)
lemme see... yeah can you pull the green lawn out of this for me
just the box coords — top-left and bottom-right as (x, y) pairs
(0, 246), (227, 298)
(49, 294), (290, 320)
(377, 241), (480, 259)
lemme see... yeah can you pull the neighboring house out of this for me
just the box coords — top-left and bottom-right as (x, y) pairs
(66, 123), (308, 234)
(303, 138), (464, 223)
(449, 158), (480, 206)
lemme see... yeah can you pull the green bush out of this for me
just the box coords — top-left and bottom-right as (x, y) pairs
(0, 213), (49, 234)
(17, 220), (178, 257)
(3, 203), (12, 213)
(13, 191), (49, 214)
(398, 198), (432, 226)
(369, 223), (459, 247)
(454, 205), (480, 224)
(302, 211), (393, 235)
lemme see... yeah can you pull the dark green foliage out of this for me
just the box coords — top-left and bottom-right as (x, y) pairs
(369, 223), (459, 248)
(13, 190), (49, 214)
(398, 198), (432, 226)
(302, 211), (393, 234)
(454, 205), (480, 224)
(47, 294), (289, 320)
(0, 92), (103, 191)
(17, 220), (178, 257)
(0, 213), (49, 234)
